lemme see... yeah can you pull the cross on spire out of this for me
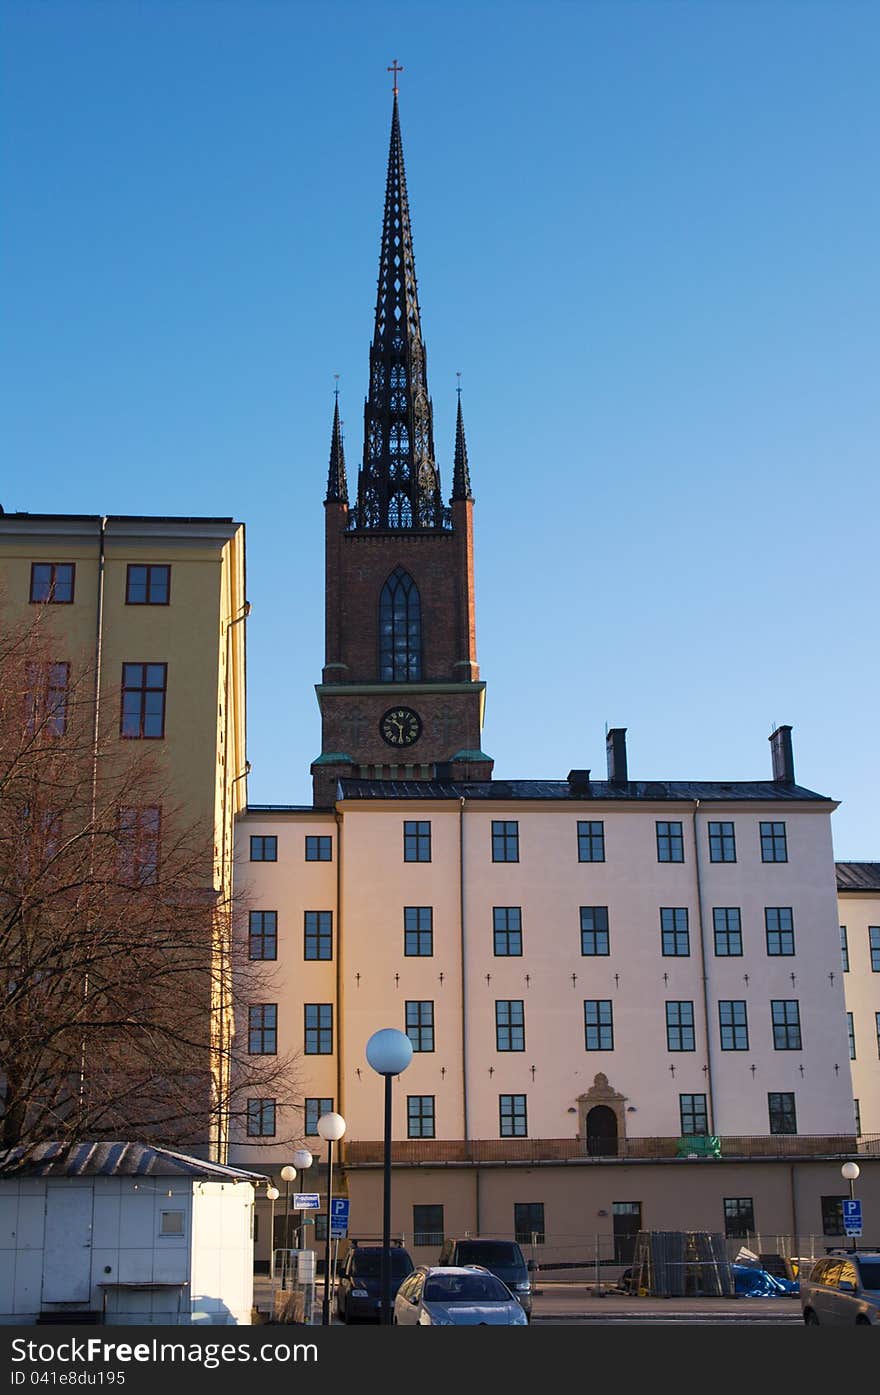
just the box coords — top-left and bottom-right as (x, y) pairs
(387, 59), (404, 95)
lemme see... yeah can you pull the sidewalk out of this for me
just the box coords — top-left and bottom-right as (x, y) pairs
(253, 1276), (803, 1324)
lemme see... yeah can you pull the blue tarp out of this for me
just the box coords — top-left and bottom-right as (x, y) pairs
(732, 1264), (799, 1296)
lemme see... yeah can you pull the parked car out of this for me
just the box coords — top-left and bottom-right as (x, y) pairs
(801, 1252), (880, 1325)
(335, 1243), (415, 1323)
(393, 1265), (529, 1326)
(437, 1238), (532, 1317)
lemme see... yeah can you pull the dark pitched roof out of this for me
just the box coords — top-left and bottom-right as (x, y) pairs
(836, 862), (880, 892)
(0, 1141), (268, 1182)
(338, 778), (833, 803)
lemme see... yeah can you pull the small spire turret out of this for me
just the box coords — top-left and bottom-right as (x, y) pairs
(326, 390), (348, 504)
(451, 391), (472, 502)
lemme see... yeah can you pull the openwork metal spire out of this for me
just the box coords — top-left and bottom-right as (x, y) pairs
(326, 390), (348, 503)
(451, 393), (472, 501)
(354, 93), (445, 530)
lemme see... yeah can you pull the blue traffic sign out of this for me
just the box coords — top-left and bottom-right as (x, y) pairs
(330, 1197), (350, 1238)
(293, 1192), (320, 1210)
(843, 1199), (862, 1235)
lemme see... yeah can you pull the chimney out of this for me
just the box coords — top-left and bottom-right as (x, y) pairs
(567, 769), (591, 797)
(769, 725), (795, 784)
(606, 728), (628, 785)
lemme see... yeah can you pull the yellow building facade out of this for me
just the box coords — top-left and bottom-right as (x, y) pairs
(0, 511), (248, 1160)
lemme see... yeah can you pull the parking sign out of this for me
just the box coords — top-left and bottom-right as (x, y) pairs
(330, 1197), (350, 1239)
(843, 1199), (862, 1236)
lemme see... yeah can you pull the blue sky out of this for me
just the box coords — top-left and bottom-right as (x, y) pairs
(3, 1), (878, 855)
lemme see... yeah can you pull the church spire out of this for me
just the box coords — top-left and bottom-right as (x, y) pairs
(451, 391), (472, 502)
(355, 91), (444, 530)
(325, 388), (348, 504)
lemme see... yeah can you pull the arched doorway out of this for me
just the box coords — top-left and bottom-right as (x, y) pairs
(586, 1104), (618, 1157)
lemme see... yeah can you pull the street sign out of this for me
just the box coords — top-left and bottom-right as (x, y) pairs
(330, 1197), (350, 1239)
(293, 1192), (320, 1210)
(843, 1199), (862, 1236)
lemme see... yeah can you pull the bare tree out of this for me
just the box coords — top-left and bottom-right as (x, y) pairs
(0, 604), (302, 1158)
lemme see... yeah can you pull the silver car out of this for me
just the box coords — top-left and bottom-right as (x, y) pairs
(801, 1252), (880, 1325)
(393, 1265), (529, 1326)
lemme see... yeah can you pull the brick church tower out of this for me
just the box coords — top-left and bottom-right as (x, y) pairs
(312, 90), (493, 805)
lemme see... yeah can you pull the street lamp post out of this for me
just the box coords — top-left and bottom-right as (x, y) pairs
(265, 1186), (279, 1276)
(366, 1028), (414, 1326)
(317, 1113), (346, 1325)
(292, 1148), (314, 1250)
(280, 1164), (297, 1282)
(841, 1161), (860, 1254)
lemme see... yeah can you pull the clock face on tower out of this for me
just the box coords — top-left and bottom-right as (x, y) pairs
(379, 706), (422, 748)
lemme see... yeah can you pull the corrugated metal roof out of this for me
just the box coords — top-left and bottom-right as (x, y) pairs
(338, 777), (833, 803)
(836, 862), (880, 892)
(0, 1141), (269, 1182)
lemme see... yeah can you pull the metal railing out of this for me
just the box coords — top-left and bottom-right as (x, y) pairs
(343, 1133), (879, 1166)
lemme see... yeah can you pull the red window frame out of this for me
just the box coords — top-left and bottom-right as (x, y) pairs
(30, 562), (75, 604)
(25, 661), (70, 737)
(117, 805), (161, 886)
(120, 662), (167, 739)
(125, 564), (171, 606)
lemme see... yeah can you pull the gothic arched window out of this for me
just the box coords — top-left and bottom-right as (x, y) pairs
(379, 566), (421, 681)
(388, 492), (412, 528)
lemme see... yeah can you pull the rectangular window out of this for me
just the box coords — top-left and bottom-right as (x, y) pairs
(580, 906), (610, 956)
(26, 661), (70, 737)
(250, 835), (277, 862)
(405, 906), (434, 957)
(821, 1196), (846, 1236)
(708, 821), (736, 863)
(304, 910), (333, 961)
(30, 562), (74, 604)
(246, 1098), (276, 1137)
(248, 910), (277, 961)
(666, 1001), (695, 1051)
(305, 835), (332, 861)
(768, 1091), (797, 1135)
(407, 1095), (435, 1139)
(495, 1000), (525, 1052)
(126, 564), (170, 605)
(771, 999), (802, 1050)
(304, 1097), (333, 1136)
(248, 1004), (277, 1055)
(760, 821), (787, 862)
(870, 927), (880, 972)
(840, 925), (849, 972)
(765, 907), (795, 956)
(847, 1011), (856, 1060)
(584, 999), (613, 1051)
(413, 1204), (444, 1247)
(656, 821), (684, 863)
(118, 805), (161, 887)
(160, 1211), (184, 1237)
(719, 1000), (749, 1051)
(723, 1198), (755, 1239)
(661, 907), (690, 957)
(854, 1098), (861, 1135)
(493, 906), (522, 957)
(679, 1093), (708, 1135)
(120, 662), (167, 739)
(713, 907), (743, 957)
(406, 1000), (435, 1052)
(304, 1003), (333, 1055)
(577, 820), (605, 862)
(404, 821), (431, 862)
(499, 1094), (528, 1137)
(492, 820), (519, 862)
(514, 1202), (544, 1245)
